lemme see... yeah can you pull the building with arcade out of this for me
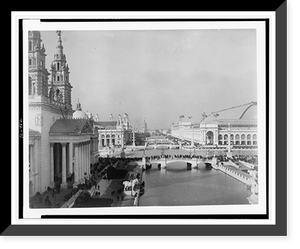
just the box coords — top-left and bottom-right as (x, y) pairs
(171, 102), (258, 149)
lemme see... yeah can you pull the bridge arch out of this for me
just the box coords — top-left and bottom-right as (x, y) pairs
(149, 157), (202, 169)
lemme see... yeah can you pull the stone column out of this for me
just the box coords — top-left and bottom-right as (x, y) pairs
(54, 143), (60, 176)
(50, 143), (54, 186)
(34, 139), (40, 193)
(29, 144), (34, 195)
(78, 143), (82, 182)
(61, 143), (67, 188)
(88, 141), (91, 174)
(84, 142), (88, 173)
(213, 130), (218, 145)
(81, 142), (84, 181)
(68, 142), (73, 175)
(85, 142), (87, 175)
(83, 142), (86, 176)
(74, 143), (79, 186)
(98, 131), (102, 149)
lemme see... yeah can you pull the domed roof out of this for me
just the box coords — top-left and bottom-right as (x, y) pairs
(73, 110), (88, 119)
(72, 99), (88, 119)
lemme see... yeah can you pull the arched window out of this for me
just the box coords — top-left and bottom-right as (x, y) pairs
(57, 62), (60, 70)
(235, 134), (240, 145)
(253, 134), (257, 145)
(218, 134), (222, 140)
(241, 134), (246, 145)
(224, 134), (228, 145)
(246, 134), (252, 145)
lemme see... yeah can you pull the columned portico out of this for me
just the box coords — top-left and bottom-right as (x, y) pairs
(50, 139), (91, 188)
(49, 118), (94, 188)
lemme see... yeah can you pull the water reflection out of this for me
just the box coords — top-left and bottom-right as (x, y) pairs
(139, 161), (251, 206)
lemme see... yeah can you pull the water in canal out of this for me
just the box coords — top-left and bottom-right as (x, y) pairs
(139, 162), (251, 206)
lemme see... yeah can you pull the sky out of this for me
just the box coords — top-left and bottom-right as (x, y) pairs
(40, 29), (257, 129)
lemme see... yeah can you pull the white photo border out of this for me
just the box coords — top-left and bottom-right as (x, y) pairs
(9, 10), (284, 234)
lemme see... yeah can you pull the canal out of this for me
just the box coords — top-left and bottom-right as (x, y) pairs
(139, 162), (251, 206)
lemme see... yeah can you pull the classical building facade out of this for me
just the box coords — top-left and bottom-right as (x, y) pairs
(171, 119), (257, 148)
(94, 113), (132, 148)
(28, 31), (98, 197)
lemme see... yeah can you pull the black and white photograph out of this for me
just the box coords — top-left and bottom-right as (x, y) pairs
(7, 6), (289, 237)
(27, 27), (261, 210)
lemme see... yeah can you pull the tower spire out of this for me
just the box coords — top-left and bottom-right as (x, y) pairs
(56, 30), (64, 55)
(50, 30), (72, 110)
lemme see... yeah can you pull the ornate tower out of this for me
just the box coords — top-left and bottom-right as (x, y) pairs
(142, 118), (148, 133)
(49, 31), (72, 110)
(28, 31), (49, 97)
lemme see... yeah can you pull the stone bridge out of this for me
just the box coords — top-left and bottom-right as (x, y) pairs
(136, 156), (216, 169)
(142, 157), (203, 168)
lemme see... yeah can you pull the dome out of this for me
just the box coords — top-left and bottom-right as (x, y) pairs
(73, 99), (88, 119)
(73, 110), (88, 119)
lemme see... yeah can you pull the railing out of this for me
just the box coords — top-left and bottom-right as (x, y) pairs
(60, 190), (83, 208)
(217, 164), (251, 186)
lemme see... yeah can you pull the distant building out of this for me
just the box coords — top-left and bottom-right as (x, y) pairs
(171, 119), (257, 148)
(94, 113), (133, 148)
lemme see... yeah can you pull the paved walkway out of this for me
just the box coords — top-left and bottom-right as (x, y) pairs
(30, 160), (139, 208)
(94, 172), (135, 207)
(96, 160), (142, 206)
(30, 185), (74, 208)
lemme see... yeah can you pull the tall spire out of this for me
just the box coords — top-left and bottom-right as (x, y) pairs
(56, 30), (64, 56)
(50, 30), (72, 110)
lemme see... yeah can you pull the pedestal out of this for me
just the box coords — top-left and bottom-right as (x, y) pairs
(226, 151), (233, 158)
(60, 182), (68, 189)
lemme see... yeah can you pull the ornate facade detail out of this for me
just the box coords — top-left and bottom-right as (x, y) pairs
(35, 114), (43, 127)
